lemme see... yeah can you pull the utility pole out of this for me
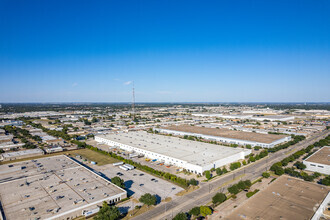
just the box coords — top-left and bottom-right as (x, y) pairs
(132, 81), (135, 121)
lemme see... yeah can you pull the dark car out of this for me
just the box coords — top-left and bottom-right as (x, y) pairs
(151, 178), (155, 181)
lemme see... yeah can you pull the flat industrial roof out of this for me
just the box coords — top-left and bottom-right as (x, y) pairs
(305, 146), (330, 166)
(97, 131), (250, 167)
(225, 175), (329, 220)
(0, 155), (125, 220)
(161, 125), (288, 144)
(1, 148), (44, 158)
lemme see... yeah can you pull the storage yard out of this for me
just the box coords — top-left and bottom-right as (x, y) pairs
(95, 131), (251, 175)
(225, 175), (329, 220)
(156, 125), (291, 148)
(0, 155), (126, 220)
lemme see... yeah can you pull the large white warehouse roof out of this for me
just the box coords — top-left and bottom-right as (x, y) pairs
(96, 131), (250, 168)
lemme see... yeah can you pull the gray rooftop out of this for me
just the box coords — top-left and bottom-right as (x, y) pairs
(0, 155), (125, 220)
(98, 131), (250, 167)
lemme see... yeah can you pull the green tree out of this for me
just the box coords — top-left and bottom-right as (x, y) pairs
(205, 170), (211, 180)
(173, 212), (188, 220)
(139, 193), (157, 206)
(94, 201), (120, 220)
(228, 185), (239, 194)
(294, 161), (306, 170)
(212, 192), (227, 205)
(111, 176), (125, 189)
(246, 144), (252, 149)
(262, 172), (270, 178)
(216, 167), (223, 175)
(188, 207), (200, 216)
(200, 206), (212, 217)
(189, 178), (198, 186)
(320, 176), (330, 186)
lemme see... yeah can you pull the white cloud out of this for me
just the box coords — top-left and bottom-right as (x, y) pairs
(124, 81), (132, 85)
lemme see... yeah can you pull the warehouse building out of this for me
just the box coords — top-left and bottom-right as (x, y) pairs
(95, 131), (251, 175)
(0, 148), (44, 161)
(0, 155), (126, 220)
(225, 175), (329, 220)
(303, 146), (330, 175)
(154, 125), (291, 148)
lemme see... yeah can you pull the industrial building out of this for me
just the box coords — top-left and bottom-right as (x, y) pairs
(0, 155), (126, 220)
(192, 113), (295, 121)
(95, 131), (251, 175)
(225, 175), (329, 220)
(0, 148), (44, 161)
(154, 125), (291, 148)
(303, 146), (330, 175)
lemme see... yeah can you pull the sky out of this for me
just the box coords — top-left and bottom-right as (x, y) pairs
(0, 0), (329, 103)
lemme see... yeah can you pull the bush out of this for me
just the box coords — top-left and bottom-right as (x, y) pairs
(262, 172), (270, 178)
(230, 162), (241, 171)
(246, 189), (259, 198)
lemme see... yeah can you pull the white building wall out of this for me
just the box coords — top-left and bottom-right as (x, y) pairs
(95, 136), (251, 175)
(303, 161), (330, 175)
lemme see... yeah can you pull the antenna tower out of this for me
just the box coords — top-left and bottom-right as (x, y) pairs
(132, 81), (135, 120)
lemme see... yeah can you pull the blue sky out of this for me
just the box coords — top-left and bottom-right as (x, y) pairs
(0, 0), (329, 102)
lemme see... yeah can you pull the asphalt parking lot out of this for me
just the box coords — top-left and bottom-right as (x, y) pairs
(95, 163), (183, 200)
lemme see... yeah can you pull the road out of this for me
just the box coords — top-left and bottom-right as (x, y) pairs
(132, 130), (330, 220)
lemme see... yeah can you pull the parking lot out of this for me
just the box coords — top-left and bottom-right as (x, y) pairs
(95, 163), (183, 200)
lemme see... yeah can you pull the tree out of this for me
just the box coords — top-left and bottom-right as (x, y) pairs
(262, 172), (270, 178)
(230, 162), (241, 171)
(216, 167), (223, 175)
(222, 167), (228, 173)
(205, 170), (211, 180)
(139, 193), (157, 206)
(270, 163), (284, 176)
(294, 161), (306, 170)
(228, 185), (239, 194)
(111, 176), (125, 189)
(94, 201), (120, 220)
(212, 192), (226, 205)
(246, 144), (252, 149)
(200, 206), (212, 217)
(189, 178), (198, 186)
(320, 176), (330, 186)
(188, 207), (200, 216)
(173, 212), (188, 220)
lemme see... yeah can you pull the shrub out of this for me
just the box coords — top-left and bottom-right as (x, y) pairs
(262, 172), (270, 178)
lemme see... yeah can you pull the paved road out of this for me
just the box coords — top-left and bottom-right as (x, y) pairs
(132, 130), (330, 220)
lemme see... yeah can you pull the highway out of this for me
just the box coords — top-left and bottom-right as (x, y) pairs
(132, 130), (330, 220)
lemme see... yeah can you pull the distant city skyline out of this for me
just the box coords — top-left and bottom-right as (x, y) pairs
(1, 0), (329, 102)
